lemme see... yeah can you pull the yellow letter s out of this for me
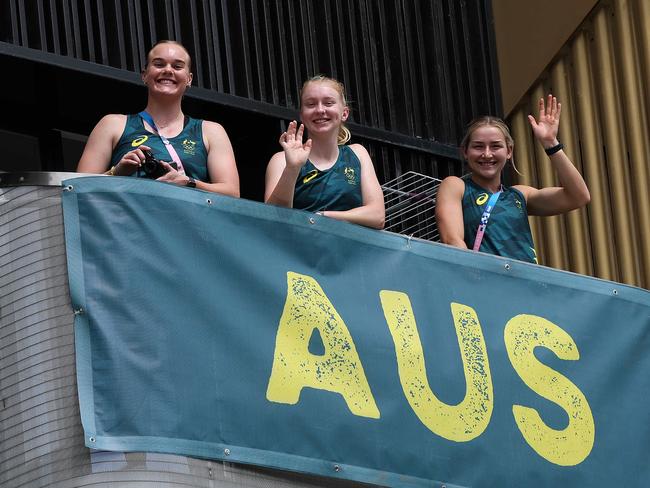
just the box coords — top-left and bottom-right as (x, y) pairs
(504, 314), (595, 466)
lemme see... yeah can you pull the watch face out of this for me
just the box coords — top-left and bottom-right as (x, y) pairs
(187, 177), (196, 188)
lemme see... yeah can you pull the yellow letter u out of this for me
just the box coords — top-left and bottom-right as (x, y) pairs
(381, 292), (493, 442)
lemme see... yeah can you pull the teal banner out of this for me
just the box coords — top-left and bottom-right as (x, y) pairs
(62, 176), (650, 487)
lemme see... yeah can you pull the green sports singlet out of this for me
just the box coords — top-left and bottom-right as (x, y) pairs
(293, 145), (363, 212)
(462, 178), (537, 263)
(110, 114), (209, 181)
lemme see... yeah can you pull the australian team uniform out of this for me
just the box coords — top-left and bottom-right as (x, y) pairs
(293, 145), (362, 212)
(110, 114), (209, 181)
(462, 178), (537, 263)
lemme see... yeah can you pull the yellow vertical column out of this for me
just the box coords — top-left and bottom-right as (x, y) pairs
(636, 0), (650, 117)
(511, 108), (545, 262)
(571, 30), (616, 281)
(591, 7), (640, 285)
(549, 59), (593, 276)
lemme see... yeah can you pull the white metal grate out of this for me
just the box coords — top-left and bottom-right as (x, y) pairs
(382, 171), (442, 242)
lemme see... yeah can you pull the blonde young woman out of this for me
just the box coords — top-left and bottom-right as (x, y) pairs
(77, 40), (239, 196)
(435, 95), (590, 263)
(264, 76), (385, 229)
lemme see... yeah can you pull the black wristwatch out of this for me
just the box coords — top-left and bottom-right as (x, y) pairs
(186, 177), (196, 188)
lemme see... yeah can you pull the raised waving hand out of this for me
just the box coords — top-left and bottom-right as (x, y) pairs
(527, 94), (561, 147)
(279, 120), (312, 169)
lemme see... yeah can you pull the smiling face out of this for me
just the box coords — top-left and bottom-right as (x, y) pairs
(300, 80), (349, 137)
(463, 125), (513, 185)
(142, 42), (193, 97)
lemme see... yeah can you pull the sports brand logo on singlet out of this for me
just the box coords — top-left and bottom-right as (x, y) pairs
(131, 135), (149, 147)
(303, 169), (319, 184)
(182, 139), (197, 155)
(344, 167), (357, 185)
(475, 193), (489, 206)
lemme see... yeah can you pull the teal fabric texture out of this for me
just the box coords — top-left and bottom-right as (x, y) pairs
(293, 144), (363, 212)
(462, 178), (537, 263)
(110, 114), (209, 181)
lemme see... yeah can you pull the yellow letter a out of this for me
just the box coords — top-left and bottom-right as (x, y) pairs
(380, 292), (493, 442)
(504, 314), (594, 466)
(266, 272), (380, 419)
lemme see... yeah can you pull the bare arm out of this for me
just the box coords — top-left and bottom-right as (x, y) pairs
(77, 114), (144, 175)
(435, 176), (468, 248)
(188, 121), (240, 196)
(519, 95), (590, 216)
(321, 144), (385, 229)
(264, 121), (311, 207)
(264, 152), (301, 207)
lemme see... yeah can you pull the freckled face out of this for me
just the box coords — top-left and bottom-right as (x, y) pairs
(142, 43), (193, 96)
(300, 81), (349, 135)
(464, 126), (512, 181)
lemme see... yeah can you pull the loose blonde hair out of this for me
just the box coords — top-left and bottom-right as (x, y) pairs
(461, 116), (522, 175)
(300, 75), (351, 145)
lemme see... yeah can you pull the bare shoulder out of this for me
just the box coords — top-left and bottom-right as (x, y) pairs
(77, 114), (127, 172)
(268, 150), (287, 168)
(85, 113), (127, 147)
(348, 144), (376, 171)
(439, 175), (465, 195)
(94, 113), (127, 131)
(201, 120), (235, 156)
(100, 113), (127, 123)
(348, 143), (371, 162)
(201, 119), (228, 136)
